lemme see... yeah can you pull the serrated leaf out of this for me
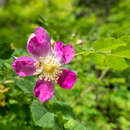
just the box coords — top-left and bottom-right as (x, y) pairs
(105, 56), (128, 71)
(31, 100), (47, 122)
(37, 112), (55, 128)
(31, 100), (48, 127)
(49, 101), (74, 118)
(64, 119), (87, 130)
(16, 77), (36, 94)
(93, 37), (126, 52)
(31, 100), (55, 128)
(112, 36), (130, 59)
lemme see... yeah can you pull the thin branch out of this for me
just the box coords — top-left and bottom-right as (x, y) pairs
(98, 67), (110, 80)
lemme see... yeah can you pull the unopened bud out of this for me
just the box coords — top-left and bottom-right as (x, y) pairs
(76, 40), (83, 45)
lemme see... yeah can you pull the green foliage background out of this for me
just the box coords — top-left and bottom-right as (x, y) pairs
(0, 0), (130, 129)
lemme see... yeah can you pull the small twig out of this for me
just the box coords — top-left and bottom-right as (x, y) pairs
(0, 76), (19, 85)
(98, 67), (110, 80)
(0, 80), (14, 84)
(3, 80), (15, 84)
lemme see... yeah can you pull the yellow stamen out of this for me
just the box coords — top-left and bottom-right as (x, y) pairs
(44, 64), (55, 73)
(34, 55), (62, 81)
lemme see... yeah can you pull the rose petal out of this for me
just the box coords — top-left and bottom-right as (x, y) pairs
(35, 27), (50, 44)
(54, 41), (64, 62)
(34, 79), (54, 102)
(54, 41), (75, 64)
(12, 56), (36, 77)
(57, 69), (77, 89)
(27, 31), (51, 58)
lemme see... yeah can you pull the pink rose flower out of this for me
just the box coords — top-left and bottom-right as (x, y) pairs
(12, 27), (77, 102)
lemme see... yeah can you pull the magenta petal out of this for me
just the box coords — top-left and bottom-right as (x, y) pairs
(54, 41), (64, 62)
(54, 41), (75, 64)
(27, 33), (51, 58)
(34, 79), (54, 102)
(63, 44), (75, 64)
(12, 56), (36, 77)
(35, 27), (50, 44)
(57, 69), (77, 89)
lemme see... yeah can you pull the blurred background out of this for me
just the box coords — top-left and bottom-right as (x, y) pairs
(0, 0), (130, 130)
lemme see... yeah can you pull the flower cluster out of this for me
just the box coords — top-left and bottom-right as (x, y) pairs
(12, 27), (77, 102)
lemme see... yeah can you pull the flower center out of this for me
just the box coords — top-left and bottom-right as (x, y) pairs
(34, 55), (62, 81)
(44, 64), (55, 73)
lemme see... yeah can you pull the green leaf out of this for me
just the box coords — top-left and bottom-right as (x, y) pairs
(89, 53), (105, 65)
(31, 100), (55, 128)
(31, 100), (47, 123)
(112, 36), (130, 59)
(16, 77), (36, 94)
(37, 112), (55, 128)
(93, 37), (126, 53)
(48, 101), (74, 118)
(64, 119), (87, 130)
(105, 56), (128, 71)
(109, 78), (126, 84)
